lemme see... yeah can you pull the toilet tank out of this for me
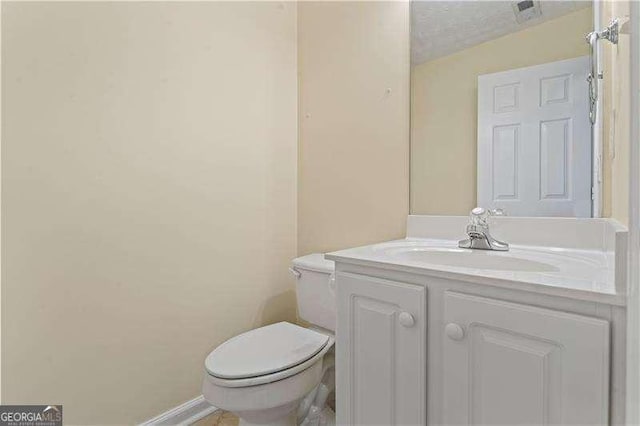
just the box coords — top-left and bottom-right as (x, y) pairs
(291, 254), (335, 332)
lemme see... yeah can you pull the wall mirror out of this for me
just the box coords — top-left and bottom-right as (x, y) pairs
(410, 0), (608, 218)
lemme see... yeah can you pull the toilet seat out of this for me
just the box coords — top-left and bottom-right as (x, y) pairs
(205, 322), (334, 388)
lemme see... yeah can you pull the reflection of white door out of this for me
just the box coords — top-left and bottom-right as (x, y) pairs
(477, 56), (591, 217)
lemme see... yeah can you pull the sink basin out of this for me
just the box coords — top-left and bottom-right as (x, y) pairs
(383, 246), (559, 272)
(327, 220), (621, 304)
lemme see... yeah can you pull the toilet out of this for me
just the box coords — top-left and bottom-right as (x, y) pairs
(202, 254), (335, 426)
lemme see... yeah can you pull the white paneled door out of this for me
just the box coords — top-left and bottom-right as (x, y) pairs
(477, 56), (591, 217)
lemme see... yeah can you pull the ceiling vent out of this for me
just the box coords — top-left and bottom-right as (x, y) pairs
(512, 0), (542, 24)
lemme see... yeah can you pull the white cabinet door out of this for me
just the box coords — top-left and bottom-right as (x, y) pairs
(336, 273), (427, 425)
(477, 56), (592, 217)
(443, 291), (610, 425)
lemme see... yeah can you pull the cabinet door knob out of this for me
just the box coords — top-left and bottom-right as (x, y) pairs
(399, 312), (415, 328)
(328, 274), (336, 295)
(445, 323), (465, 340)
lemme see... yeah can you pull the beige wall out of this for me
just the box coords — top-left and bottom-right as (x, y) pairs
(297, 1), (410, 254)
(2, 2), (297, 424)
(411, 7), (593, 215)
(602, 1), (631, 224)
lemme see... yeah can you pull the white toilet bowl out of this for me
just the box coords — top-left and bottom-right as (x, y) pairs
(202, 254), (336, 426)
(202, 322), (334, 426)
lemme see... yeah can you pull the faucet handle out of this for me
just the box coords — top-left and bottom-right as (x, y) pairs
(469, 207), (506, 227)
(469, 207), (489, 227)
(471, 207), (487, 217)
(471, 207), (506, 217)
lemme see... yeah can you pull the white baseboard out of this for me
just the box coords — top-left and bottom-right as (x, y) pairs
(139, 395), (218, 426)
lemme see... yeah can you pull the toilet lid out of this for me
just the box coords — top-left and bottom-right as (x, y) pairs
(205, 322), (330, 379)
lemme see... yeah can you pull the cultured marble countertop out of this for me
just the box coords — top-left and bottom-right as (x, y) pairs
(326, 237), (625, 306)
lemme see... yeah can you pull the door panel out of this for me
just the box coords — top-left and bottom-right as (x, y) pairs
(336, 273), (427, 425)
(540, 118), (571, 199)
(492, 125), (520, 200)
(468, 325), (562, 425)
(443, 291), (609, 425)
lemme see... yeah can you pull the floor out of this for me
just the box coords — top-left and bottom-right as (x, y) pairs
(192, 410), (239, 426)
(191, 388), (334, 426)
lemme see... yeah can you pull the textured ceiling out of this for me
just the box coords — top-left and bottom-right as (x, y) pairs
(411, 1), (592, 65)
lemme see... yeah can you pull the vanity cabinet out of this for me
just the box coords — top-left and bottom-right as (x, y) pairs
(335, 272), (615, 426)
(336, 272), (427, 426)
(443, 291), (610, 426)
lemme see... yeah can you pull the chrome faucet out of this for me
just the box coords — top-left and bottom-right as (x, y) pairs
(458, 207), (509, 251)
